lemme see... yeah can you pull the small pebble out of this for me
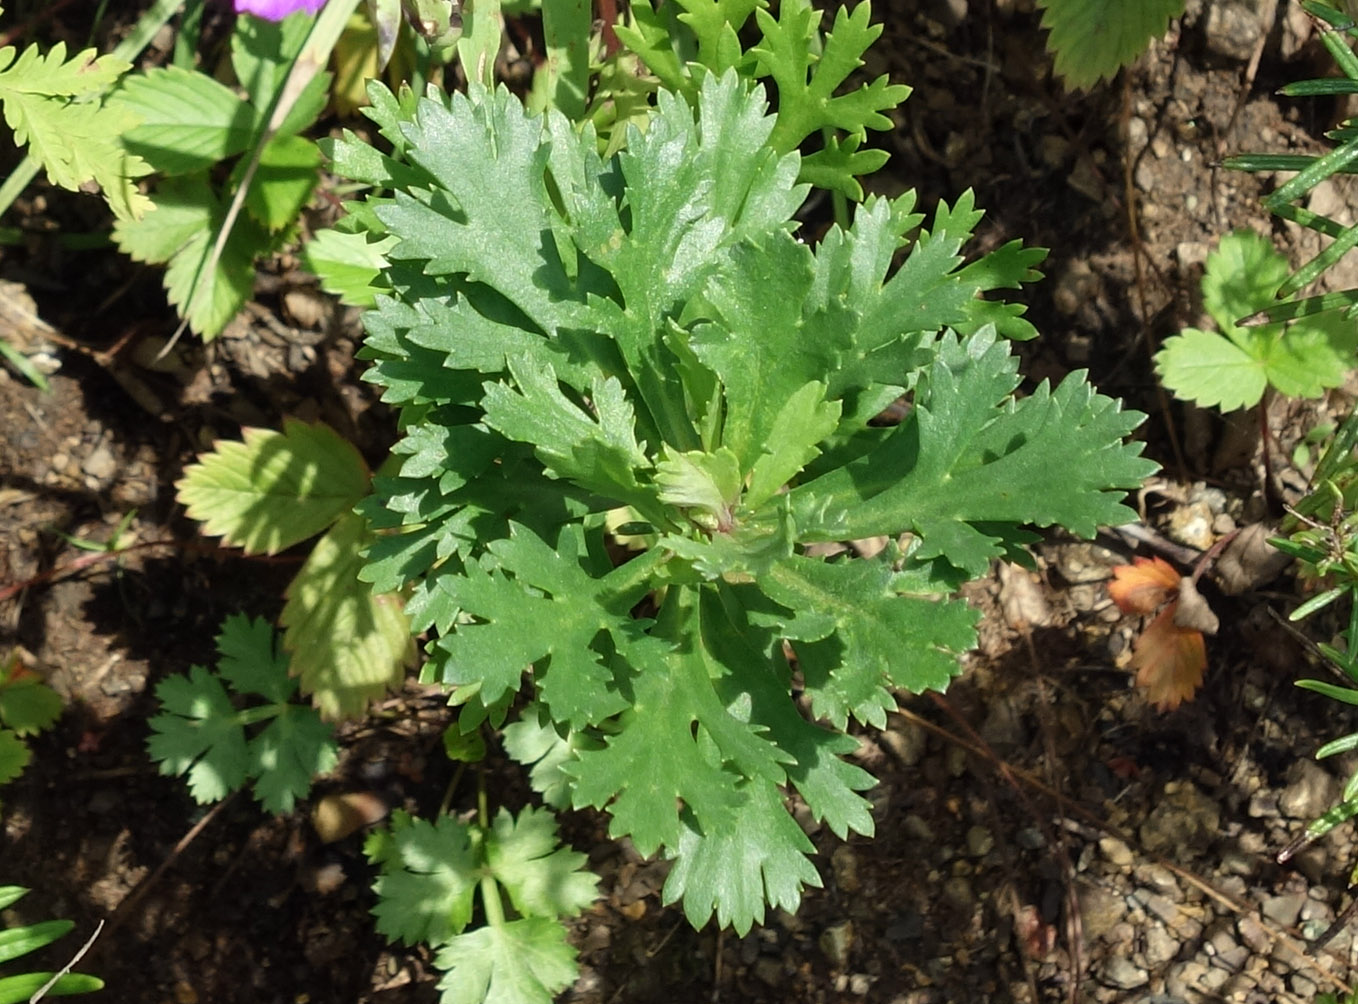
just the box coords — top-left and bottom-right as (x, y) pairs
(819, 922), (853, 969)
(965, 825), (994, 857)
(82, 443), (118, 481)
(1099, 836), (1133, 867)
(1261, 892), (1307, 927)
(832, 845), (861, 894)
(1101, 956), (1149, 990)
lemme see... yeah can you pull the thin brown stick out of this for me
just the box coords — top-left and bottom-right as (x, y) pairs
(28, 919), (103, 1003)
(1122, 73), (1189, 483)
(92, 793), (239, 954)
(929, 678), (1085, 1003)
(0, 538), (303, 604)
(0, 0), (82, 48)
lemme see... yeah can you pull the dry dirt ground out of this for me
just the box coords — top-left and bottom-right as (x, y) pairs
(6, 1), (1358, 1002)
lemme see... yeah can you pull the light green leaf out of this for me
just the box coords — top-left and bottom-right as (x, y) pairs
(110, 175), (266, 338)
(302, 227), (396, 307)
(241, 133), (321, 232)
(791, 331), (1156, 575)
(0, 41), (151, 219)
(1037, 0), (1183, 89)
(690, 233), (840, 469)
(249, 705), (339, 814)
(146, 665), (249, 804)
(112, 175), (220, 264)
(797, 130), (889, 200)
(186, 613), (338, 814)
(433, 918), (578, 1004)
(214, 612), (293, 700)
(112, 65), (256, 175)
(442, 726), (487, 763)
(659, 497), (796, 579)
(146, 616), (337, 813)
(177, 418), (370, 555)
(763, 555), (978, 727)
(282, 511), (411, 719)
(484, 806), (598, 919)
(656, 446), (743, 525)
(0, 919), (74, 968)
(231, 9), (330, 136)
(376, 86), (583, 336)
(1202, 229), (1290, 333)
(1156, 230), (1358, 410)
(752, 0), (909, 196)
(0, 729), (29, 786)
(695, 586), (877, 839)
(432, 523), (653, 728)
(568, 594), (791, 857)
(0, 972), (104, 1002)
(482, 358), (653, 511)
(367, 811), (479, 947)
(501, 704), (595, 809)
(745, 381), (841, 506)
(0, 41), (125, 98)
(673, 0), (763, 74)
(1155, 327), (1266, 411)
(663, 779), (821, 935)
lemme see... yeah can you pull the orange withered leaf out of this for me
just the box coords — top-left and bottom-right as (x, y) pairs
(1130, 603), (1207, 711)
(1108, 556), (1180, 615)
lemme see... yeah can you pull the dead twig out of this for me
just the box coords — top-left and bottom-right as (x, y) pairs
(28, 919), (103, 1003)
(91, 793), (239, 956)
(0, 537), (303, 605)
(1121, 72), (1189, 484)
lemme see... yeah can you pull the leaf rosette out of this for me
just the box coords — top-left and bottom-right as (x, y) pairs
(333, 70), (1155, 933)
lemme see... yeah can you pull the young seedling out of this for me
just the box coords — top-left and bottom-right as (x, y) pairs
(147, 613), (339, 813)
(332, 70), (1155, 953)
(1156, 228), (1358, 412)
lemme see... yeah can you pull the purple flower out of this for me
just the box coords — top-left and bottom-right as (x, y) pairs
(234, 0), (326, 19)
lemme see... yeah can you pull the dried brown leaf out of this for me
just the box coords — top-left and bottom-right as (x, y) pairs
(1108, 556), (1179, 614)
(1131, 603), (1206, 711)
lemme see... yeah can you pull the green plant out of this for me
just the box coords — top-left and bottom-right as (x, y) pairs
(1155, 228), (1358, 412)
(175, 419), (412, 719)
(1269, 416), (1358, 884)
(0, 654), (63, 792)
(1222, 0), (1358, 326)
(0, 0), (179, 386)
(615, 0), (907, 199)
(366, 805), (598, 1003)
(0, 886), (102, 1003)
(1035, 0), (1183, 89)
(0, 4), (151, 222)
(108, 8), (336, 338)
(333, 68), (1153, 963)
(147, 613), (339, 813)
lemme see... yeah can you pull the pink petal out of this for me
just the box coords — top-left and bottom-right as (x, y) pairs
(235, 0), (326, 19)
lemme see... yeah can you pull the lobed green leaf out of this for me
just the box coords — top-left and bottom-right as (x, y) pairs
(177, 419), (369, 555)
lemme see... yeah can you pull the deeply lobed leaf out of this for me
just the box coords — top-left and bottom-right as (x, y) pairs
(146, 615), (337, 813)
(342, 72), (1151, 930)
